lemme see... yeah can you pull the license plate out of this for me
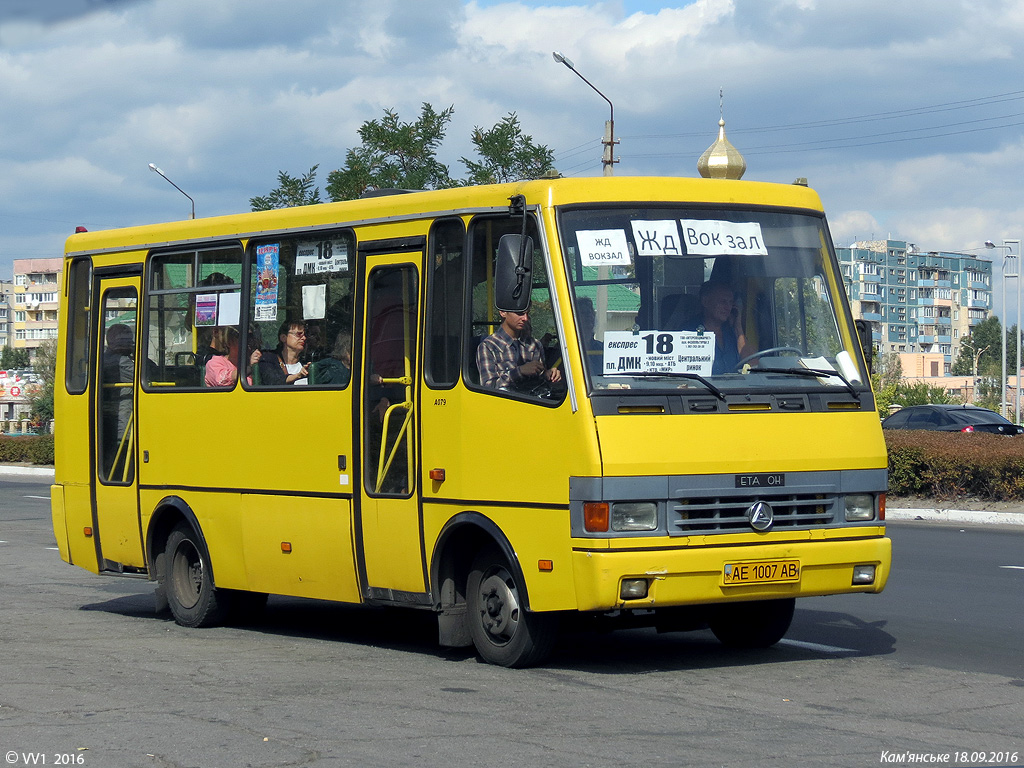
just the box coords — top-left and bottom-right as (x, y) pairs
(722, 559), (800, 586)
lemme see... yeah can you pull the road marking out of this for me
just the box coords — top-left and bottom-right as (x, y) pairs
(23, 495), (49, 500)
(778, 639), (856, 654)
(998, 565), (1024, 570)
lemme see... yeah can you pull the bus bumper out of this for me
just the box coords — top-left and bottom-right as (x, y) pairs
(570, 535), (891, 612)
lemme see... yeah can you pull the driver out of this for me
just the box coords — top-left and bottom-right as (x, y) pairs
(476, 307), (562, 392)
(687, 281), (754, 374)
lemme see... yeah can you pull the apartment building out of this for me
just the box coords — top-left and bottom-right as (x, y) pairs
(11, 257), (62, 361)
(837, 239), (992, 375)
(0, 279), (14, 349)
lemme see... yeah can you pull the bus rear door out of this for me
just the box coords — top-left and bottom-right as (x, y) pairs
(92, 273), (145, 570)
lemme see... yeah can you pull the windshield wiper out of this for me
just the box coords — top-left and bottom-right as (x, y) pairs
(752, 366), (861, 401)
(627, 372), (727, 401)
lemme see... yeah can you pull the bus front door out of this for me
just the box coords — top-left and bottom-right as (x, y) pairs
(91, 276), (145, 570)
(358, 255), (427, 602)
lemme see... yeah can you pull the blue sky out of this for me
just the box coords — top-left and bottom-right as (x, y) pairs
(1, 0), (1023, 314)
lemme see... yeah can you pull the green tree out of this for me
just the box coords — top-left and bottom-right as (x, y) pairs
(461, 112), (555, 185)
(325, 104), (456, 201)
(249, 166), (321, 211)
(253, 105), (557, 210)
(1, 346), (30, 368)
(892, 381), (958, 406)
(28, 339), (56, 423)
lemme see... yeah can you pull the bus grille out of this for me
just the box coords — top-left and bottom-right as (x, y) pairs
(670, 494), (836, 534)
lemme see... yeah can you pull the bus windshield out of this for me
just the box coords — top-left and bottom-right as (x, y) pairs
(559, 206), (867, 394)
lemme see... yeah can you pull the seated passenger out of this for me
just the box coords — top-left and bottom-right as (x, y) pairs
(310, 332), (352, 386)
(255, 320), (310, 385)
(204, 327), (240, 387)
(686, 281), (754, 374)
(476, 307), (561, 391)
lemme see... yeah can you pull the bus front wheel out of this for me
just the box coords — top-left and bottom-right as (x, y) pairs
(164, 522), (228, 628)
(708, 598), (795, 649)
(467, 548), (557, 668)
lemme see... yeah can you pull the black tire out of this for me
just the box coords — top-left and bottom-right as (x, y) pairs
(164, 522), (228, 628)
(467, 547), (557, 668)
(709, 598), (795, 649)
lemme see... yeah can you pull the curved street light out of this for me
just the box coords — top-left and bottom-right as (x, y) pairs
(552, 51), (617, 175)
(149, 163), (195, 219)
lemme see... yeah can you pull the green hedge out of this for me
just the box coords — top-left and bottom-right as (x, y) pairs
(886, 430), (1024, 501)
(0, 434), (55, 466)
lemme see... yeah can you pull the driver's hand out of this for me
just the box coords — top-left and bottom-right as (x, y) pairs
(545, 368), (562, 383)
(518, 360), (544, 377)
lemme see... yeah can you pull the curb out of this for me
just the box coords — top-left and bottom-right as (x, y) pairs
(887, 507), (1024, 526)
(0, 465), (55, 478)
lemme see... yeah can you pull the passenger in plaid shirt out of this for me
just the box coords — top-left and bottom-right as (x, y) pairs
(476, 308), (562, 391)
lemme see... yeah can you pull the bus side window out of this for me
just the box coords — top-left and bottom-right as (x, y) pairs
(246, 232), (354, 388)
(145, 247), (243, 389)
(425, 218), (466, 387)
(64, 258), (92, 395)
(467, 216), (564, 403)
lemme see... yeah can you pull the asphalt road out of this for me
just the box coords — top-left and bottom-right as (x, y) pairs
(1, 476), (1021, 768)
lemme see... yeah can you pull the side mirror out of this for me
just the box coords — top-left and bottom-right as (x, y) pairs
(854, 319), (874, 374)
(494, 234), (533, 313)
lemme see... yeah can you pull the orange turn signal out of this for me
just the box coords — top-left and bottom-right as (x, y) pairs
(429, 468), (446, 482)
(879, 493), (886, 521)
(538, 560), (553, 572)
(83, 527), (93, 537)
(281, 542), (292, 553)
(583, 502), (609, 533)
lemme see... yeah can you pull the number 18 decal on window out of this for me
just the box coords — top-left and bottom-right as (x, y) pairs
(602, 330), (715, 376)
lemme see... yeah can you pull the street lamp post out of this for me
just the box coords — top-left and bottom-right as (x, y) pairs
(988, 239), (1020, 420)
(148, 163), (195, 219)
(1008, 239), (1024, 424)
(552, 51), (617, 175)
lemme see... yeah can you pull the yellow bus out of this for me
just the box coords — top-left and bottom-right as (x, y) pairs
(51, 176), (890, 667)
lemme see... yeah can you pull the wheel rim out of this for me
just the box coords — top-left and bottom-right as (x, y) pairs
(476, 565), (521, 645)
(170, 538), (204, 610)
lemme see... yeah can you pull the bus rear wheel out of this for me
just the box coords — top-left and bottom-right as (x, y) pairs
(467, 548), (557, 668)
(709, 598), (795, 649)
(165, 522), (228, 628)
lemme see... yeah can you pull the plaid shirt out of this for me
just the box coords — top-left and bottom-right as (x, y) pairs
(476, 325), (545, 390)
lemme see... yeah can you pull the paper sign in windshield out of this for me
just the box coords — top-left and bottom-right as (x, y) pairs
(679, 220), (768, 256)
(577, 229), (631, 266)
(603, 330), (716, 376)
(295, 239), (349, 275)
(630, 220), (682, 256)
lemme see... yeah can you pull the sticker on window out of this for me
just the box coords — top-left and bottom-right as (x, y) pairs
(255, 243), (280, 322)
(630, 221), (682, 256)
(194, 294), (218, 327)
(679, 220), (768, 256)
(577, 229), (631, 266)
(295, 239), (349, 275)
(602, 330), (715, 376)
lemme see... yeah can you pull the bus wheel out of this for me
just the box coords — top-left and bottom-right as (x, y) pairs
(165, 523), (228, 628)
(467, 548), (557, 668)
(709, 598), (795, 649)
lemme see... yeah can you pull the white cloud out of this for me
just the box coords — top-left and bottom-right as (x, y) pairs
(1, 0), (1023, 280)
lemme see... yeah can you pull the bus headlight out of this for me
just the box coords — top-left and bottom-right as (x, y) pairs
(844, 494), (874, 521)
(852, 564), (876, 585)
(611, 502), (658, 531)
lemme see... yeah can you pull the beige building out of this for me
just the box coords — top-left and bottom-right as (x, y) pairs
(11, 257), (62, 361)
